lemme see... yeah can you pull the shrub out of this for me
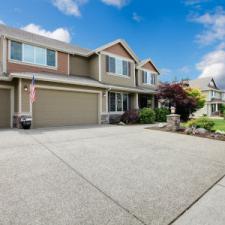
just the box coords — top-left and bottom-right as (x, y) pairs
(187, 117), (215, 131)
(155, 108), (170, 122)
(121, 109), (139, 124)
(139, 108), (155, 124)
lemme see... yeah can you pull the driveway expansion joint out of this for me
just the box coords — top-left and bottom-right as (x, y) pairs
(27, 132), (148, 225)
(167, 174), (225, 225)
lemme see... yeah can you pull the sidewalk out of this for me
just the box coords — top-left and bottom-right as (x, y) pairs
(173, 176), (225, 225)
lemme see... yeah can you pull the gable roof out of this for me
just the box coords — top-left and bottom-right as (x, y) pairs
(0, 24), (91, 56)
(88, 39), (139, 62)
(189, 77), (219, 90)
(137, 58), (160, 74)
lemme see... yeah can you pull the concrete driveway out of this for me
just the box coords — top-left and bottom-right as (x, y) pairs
(0, 125), (225, 225)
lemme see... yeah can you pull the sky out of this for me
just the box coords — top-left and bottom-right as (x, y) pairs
(0, 0), (225, 89)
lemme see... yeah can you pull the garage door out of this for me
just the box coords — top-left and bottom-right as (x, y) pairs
(0, 89), (11, 128)
(33, 88), (99, 128)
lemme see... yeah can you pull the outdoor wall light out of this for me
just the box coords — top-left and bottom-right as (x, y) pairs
(24, 85), (28, 92)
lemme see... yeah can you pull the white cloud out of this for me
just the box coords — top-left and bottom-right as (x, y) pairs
(0, 20), (5, 25)
(184, 0), (209, 6)
(22, 24), (71, 43)
(197, 48), (225, 89)
(132, 12), (142, 22)
(101, 0), (129, 8)
(160, 68), (172, 76)
(52, 0), (88, 17)
(190, 7), (225, 45)
(178, 66), (191, 74)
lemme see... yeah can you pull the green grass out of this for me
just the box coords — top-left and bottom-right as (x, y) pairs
(212, 119), (225, 132)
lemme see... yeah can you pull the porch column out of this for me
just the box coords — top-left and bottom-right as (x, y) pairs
(216, 103), (218, 112)
(134, 93), (139, 109)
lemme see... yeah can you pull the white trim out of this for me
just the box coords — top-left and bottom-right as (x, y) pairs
(98, 92), (102, 124)
(8, 40), (58, 70)
(0, 85), (14, 128)
(107, 72), (130, 79)
(101, 51), (134, 62)
(18, 78), (22, 113)
(32, 85), (102, 124)
(98, 53), (102, 81)
(2, 36), (7, 73)
(139, 68), (158, 75)
(105, 90), (108, 113)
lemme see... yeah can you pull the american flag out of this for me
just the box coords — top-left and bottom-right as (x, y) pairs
(30, 75), (36, 104)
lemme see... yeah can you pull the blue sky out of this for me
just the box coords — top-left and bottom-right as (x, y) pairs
(0, 0), (225, 88)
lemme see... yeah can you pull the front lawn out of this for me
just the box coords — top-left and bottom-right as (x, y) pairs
(182, 118), (225, 132)
(212, 119), (225, 132)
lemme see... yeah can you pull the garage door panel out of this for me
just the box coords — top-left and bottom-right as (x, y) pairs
(33, 89), (98, 128)
(0, 89), (11, 128)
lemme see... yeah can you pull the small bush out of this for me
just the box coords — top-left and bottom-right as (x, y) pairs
(139, 108), (155, 124)
(121, 109), (139, 124)
(187, 117), (215, 131)
(155, 108), (170, 122)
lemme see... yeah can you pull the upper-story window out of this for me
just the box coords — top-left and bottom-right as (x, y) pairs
(211, 90), (216, 98)
(106, 55), (130, 77)
(10, 41), (56, 67)
(143, 71), (156, 85)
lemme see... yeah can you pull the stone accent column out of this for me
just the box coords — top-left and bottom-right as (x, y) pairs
(166, 114), (180, 131)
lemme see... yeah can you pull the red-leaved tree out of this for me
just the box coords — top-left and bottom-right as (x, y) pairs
(157, 83), (197, 121)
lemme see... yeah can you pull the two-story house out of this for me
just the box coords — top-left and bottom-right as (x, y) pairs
(189, 77), (225, 117)
(0, 24), (160, 128)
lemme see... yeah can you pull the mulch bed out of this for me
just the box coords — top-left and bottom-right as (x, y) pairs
(146, 126), (225, 142)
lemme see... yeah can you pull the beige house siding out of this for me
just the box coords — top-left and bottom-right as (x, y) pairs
(89, 54), (99, 81)
(100, 54), (136, 87)
(0, 37), (3, 72)
(70, 55), (89, 77)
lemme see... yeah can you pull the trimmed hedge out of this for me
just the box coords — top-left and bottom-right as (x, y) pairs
(139, 108), (156, 124)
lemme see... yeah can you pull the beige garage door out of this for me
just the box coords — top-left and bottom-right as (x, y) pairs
(0, 89), (11, 128)
(33, 88), (99, 128)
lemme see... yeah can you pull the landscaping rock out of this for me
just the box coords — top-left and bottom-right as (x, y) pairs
(118, 121), (126, 126)
(195, 128), (208, 135)
(184, 127), (193, 135)
(158, 123), (167, 128)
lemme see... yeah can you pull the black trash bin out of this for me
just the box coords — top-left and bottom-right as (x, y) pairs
(20, 116), (32, 129)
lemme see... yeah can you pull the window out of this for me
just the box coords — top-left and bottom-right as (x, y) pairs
(109, 92), (129, 112)
(107, 56), (129, 76)
(10, 41), (56, 67)
(143, 71), (156, 85)
(211, 90), (216, 98)
(47, 49), (56, 67)
(10, 41), (22, 61)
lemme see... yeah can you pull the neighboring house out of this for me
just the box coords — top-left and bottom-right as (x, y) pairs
(0, 24), (160, 128)
(188, 77), (225, 117)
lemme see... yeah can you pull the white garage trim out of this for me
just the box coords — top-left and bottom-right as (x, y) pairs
(0, 85), (14, 128)
(30, 85), (102, 124)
